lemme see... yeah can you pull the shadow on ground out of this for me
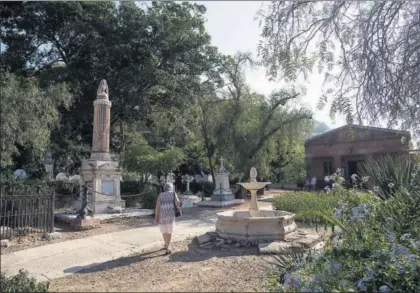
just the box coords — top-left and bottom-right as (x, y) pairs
(62, 238), (261, 275)
(63, 248), (166, 274)
(167, 240), (260, 263)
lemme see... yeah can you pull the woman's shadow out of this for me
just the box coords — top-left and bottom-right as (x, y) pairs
(63, 248), (166, 274)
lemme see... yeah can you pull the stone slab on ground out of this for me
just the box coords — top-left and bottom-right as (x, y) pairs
(1, 239), (10, 248)
(259, 228), (327, 254)
(55, 208), (154, 224)
(196, 234), (212, 246)
(1, 216), (217, 282)
(259, 241), (302, 254)
(70, 217), (101, 231)
(196, 199), (245, 208)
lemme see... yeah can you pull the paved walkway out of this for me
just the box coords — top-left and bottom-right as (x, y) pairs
(1, 216), (217, 282)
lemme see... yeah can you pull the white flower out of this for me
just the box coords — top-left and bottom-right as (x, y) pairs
(373, 186), (380, 193)
(361, 176), (369, 183)
(336, 168), (341, 174)
(324, 176), (330, 182)
(388, 183), (395, 188)
(351, 174), (358, 181)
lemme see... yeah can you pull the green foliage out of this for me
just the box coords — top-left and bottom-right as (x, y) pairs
(123, 131), (185, 177)
(0, 73), (71, 171)
(140, 190), (159, 210)
(0, 1), (222, 173)
(1, 270), (49, 292)
(202, 181), (215, 197)
(257, 2), (420, 134)
(265, 156), (420, 293)
(360, 155), (419, 199)
(272, 191), (340, 226)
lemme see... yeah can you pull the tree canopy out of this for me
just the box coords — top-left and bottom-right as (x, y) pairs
(0, 1), (314, 186)
(258, 1), (420, 135)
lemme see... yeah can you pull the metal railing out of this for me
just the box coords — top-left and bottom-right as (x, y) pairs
(0, 191), (55, 239)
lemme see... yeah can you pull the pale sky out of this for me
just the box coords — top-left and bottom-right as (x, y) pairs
(199, 1), (346, 128)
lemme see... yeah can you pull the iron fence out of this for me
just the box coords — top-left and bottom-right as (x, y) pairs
(0, 191), (55, 239)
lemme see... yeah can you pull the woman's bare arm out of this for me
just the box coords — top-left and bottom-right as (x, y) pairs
(174, 193), (181, 207)
(155, 196), (160, 223)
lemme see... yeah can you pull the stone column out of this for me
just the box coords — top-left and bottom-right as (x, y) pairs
(91, 80), (111, 161)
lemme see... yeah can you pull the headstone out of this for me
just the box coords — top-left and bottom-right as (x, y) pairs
(56, 172), (68, 181)
(211, 157), (234, 202)
(183, 175), (193, 195)
(219, 156), (226, 172)
(69, 175), (81, 182)
(166, 173), (175, 184)
(44, 151), (54, 180)
(13, 169), (27, 180)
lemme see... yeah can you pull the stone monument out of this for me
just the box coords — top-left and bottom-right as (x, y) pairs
(75, 80), (125, 214)
(197, 157), (244, 207)
(179, 175), (200, 208)
(211, 157), (235, 202)
(44, 151), (54, 180)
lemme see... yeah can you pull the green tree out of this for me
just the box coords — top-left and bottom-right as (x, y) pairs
(214, 53), (312, 179)
(0, 73), (71, 174)
(258, 1), (420, 135)
(0, 1), (222, 170)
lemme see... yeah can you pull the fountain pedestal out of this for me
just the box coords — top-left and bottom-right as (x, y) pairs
(215, 167), (297, 241)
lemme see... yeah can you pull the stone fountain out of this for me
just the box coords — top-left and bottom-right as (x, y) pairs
(215, 167), (297, 241)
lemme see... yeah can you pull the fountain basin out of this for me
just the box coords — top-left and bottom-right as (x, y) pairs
(216, 209), (297, 241)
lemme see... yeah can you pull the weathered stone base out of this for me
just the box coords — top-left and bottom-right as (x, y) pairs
(179, 195), (201, 208)
(210, 194), (235, 201)
(258, 229), (328, 254)
(216, 209), (297, 241)
(196, 199), (245, 208)
(70, 217), (101, 231)
(195, 228), (330, 253)
(55, 208), (154, 226)
(73, 199), (126, 214)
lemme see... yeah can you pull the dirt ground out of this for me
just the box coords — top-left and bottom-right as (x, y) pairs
(1, 200), (276, 255)
(49, 237), (276, 292)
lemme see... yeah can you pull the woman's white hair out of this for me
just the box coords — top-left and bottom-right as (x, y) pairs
(163, 182), (174, 192)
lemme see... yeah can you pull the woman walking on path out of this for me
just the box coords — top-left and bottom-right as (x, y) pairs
(155, 182), (181, 255)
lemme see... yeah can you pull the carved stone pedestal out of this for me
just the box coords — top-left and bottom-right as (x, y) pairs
(78, 159), (125, 214)
(70, 216), (101, 231)
(211, 172), (234, 202)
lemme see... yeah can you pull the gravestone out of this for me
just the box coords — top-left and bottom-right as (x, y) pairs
(44, 151), (54, 180)
(13, 169), (27, 180)
(56, 172), (68, 181)
(211, 156), (234, 202)
(69, 175), (81, 182)
(75, 80), (125, 214)
(180, 175), (200, 208)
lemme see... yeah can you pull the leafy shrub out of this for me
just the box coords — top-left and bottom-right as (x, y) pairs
(202, 181), (215, 197)
(265, 156), (420, 293)
(1, 270), (49, 292)
(272, 191), (341, 225)
(139, 190), (158, 209)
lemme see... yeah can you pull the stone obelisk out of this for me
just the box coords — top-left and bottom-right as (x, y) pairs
(74, 80), (125, 214)
(91, 80), (112, 161)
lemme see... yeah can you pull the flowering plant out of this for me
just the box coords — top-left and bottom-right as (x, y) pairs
(266, 156), (420, 292)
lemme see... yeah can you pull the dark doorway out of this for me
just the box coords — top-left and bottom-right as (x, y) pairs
(348, 160), (365, 177)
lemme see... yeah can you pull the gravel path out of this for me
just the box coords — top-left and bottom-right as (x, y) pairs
(49, 237), (276, 292)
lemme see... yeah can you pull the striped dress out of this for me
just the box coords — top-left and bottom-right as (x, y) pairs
(158, 191), (176, 233)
